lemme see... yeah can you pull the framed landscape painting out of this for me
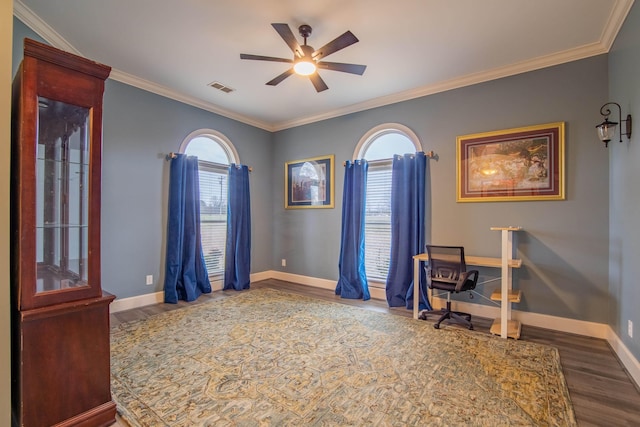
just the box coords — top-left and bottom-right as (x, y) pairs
(457, 122), (565, 202)
(285, 155), (334, 209)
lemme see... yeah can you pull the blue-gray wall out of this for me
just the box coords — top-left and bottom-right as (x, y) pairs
(273, 56), (610, 323)
(11, 19), (274, 300)
(608, 1), (640, 360)
(101, 81), (273, 298)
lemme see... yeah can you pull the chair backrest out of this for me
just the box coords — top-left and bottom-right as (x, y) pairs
(425, 245), (467, 282)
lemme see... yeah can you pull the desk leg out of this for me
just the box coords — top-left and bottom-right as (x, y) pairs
(490, 227), (522, 339)
(413, 257), (420, 319)
(500, 230), (510, 338)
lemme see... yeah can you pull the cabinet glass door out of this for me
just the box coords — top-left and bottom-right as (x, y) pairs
(36, 96), (90, 293)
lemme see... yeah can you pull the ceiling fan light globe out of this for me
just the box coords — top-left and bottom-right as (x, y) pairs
(294, 60), (316, 76)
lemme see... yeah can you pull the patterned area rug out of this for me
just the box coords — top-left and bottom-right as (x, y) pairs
(111, 288), (576, 426)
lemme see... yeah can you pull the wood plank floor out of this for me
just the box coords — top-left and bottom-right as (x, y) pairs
(110, 279), (640, 427)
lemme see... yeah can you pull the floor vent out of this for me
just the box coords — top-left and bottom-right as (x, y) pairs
(208, 81), (234, 93)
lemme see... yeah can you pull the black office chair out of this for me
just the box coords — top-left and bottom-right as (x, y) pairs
(420, 245), (479, 330)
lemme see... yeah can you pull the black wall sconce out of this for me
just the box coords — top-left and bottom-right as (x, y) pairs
(595, 102), (632, 147)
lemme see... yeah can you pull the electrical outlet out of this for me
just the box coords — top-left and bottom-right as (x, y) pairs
(281, 259), (286, 267)
(146, 275), (153, 285)
(629, 320), (633, 338)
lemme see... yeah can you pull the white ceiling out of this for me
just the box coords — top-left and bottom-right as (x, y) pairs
(14, 0), (634, 131)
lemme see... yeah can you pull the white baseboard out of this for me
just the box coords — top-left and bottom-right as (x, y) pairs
(269, 270), (335, 290)
(109, 270), (639, 387)
(110, 291), (164, 313)
(269, 270), (389, 300)
(108, 272), (605, 338)
(250, 270), (275, 282)
(109, 271), (259, 313)
(606, 326), (640, 387)
(432, 296), (610, 339)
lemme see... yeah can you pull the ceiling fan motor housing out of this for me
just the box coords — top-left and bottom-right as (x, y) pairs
(299, 44), (314, 59)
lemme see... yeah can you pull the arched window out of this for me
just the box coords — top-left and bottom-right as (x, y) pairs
(354, 124), (422, 285)
(179, 129), (238, 279)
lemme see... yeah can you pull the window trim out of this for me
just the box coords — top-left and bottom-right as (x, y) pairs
(353, 123), (422, 161)
(179, 128), (239, 164)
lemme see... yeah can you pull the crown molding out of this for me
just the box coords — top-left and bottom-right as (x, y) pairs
(14, 0), (634, 133)
(13, 1), (79, 55)
(601, 0), (636, 50)
(271, 40), (610, 131)
(273, 0), (635, 130)
(108, 69), (274, 131)
(12, 0), (275, 132)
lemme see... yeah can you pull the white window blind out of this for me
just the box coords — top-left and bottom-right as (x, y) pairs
(364, 161), (392, 284)
(197, 161), (228, 278)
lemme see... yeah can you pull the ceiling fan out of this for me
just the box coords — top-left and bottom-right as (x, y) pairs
(240, 23), (366, 92)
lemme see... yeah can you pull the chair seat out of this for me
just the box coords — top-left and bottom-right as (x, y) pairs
(430, 279), (476, 293)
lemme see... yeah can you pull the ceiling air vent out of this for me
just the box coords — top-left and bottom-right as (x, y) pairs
(208, 81), (234, 93)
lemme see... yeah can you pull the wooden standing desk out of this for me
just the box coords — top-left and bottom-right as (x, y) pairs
(413, 227), (523, 339)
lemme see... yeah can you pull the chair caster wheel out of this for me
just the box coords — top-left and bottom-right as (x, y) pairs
(434, 324), (440, 329)
(468, 325), (474, 330)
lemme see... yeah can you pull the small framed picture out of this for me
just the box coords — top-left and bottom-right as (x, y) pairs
(285, 155), (334, 209)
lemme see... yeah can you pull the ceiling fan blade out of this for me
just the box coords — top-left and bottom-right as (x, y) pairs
(240, 53), (293, 64)
(271, 23), (304, 58)
(309, 73), (329, 92)
(266, 68), (295, 86)
(316, 61), (366, 75)
(312, 31), (359, 62)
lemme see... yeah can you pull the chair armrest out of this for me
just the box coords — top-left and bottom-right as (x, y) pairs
(455, 270), (479, 291)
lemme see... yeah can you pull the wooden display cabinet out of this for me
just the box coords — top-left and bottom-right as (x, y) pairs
(11, 38), (116, 426)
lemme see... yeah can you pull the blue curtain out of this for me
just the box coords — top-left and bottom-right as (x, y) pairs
(385, 152), (431, 310)
(164, 154), (212, 303)
(224, 164), (251, 291)
(336, 160), (370, 300)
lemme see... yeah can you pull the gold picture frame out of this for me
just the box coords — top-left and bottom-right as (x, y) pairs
(285, 155), (335, 209)
(457, 122), (565, 202)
